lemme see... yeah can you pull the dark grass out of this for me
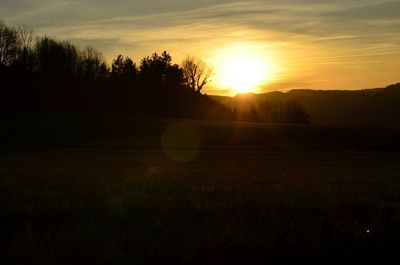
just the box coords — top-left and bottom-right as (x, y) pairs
(1, 114), (400, 264)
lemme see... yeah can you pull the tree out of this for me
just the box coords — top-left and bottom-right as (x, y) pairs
(0, 21), (20, 66)
(182, 56), (212, 93)
(15, 24), (36, 72)
(111, 54), (137, 80)
(77, 46), (109, 81)
(17, 24), (35, 50)
(140, 51), (172, 81)
(139, 51), (182, 88)
(259, 100), (310, 124)
(35, 37), (80, 79)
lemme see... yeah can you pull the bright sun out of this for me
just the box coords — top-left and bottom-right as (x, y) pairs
(221, 57), (268, 93)
(212, 43), (274, 94)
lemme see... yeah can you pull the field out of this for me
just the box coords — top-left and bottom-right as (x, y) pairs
(1, 114), (400, 264)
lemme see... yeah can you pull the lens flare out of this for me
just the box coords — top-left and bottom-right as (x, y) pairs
(161, 122), (201, 163)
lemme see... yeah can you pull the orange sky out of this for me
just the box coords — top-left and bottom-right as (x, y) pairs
(1, 0), (399, 95)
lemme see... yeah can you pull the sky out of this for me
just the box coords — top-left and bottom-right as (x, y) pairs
(1, 0), (399, 95)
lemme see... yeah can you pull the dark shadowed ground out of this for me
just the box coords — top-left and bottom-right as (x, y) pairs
(1, 114), (400, 264)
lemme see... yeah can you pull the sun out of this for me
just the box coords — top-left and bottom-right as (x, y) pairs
(211, 43), (274, 94)
(220, 57), (269, 94)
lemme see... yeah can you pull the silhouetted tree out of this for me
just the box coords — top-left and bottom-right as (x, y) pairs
(140, 51), (173, 84)
(139, 51), (184, 95)
(285, 100), (310, 123)
(78, 46), (109, 81)
(0, 20), (20, 66)
(35, 37), (80, 79)
(258, 100), (310, 124)
(111, 54), (137, 81)
(182, 56), (211, 93)
(17, 25), (35, 50)
(14, 24), (36, 72)
(164, 63), (184, 89)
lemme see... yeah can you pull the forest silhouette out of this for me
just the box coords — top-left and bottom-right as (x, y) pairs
(0, 20), (310, 123)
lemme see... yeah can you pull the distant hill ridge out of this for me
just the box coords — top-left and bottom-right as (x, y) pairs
(212, 83), (400, 125)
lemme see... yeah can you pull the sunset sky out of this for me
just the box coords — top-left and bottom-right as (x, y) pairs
(1, 0), (399, 95)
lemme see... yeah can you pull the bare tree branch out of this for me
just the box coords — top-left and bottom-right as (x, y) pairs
(182, 56), (212, 93)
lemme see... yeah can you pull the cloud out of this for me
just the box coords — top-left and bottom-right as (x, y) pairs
(1, 0), (399, 93)
(3, 1), (399, 46)
(326, 0), (400, 20)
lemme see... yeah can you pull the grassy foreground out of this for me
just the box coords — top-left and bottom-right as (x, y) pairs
(1, 115), (400, 264)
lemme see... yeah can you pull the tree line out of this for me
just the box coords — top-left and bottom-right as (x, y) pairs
(0, 20), (310, 123)
(242, 101), (310, 124)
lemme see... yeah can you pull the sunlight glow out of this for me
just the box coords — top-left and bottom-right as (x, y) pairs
(211, 43), (275, 95)
(221, 57), (268, 93)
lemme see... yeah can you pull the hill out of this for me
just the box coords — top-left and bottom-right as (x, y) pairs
(211, 83), (400, 125)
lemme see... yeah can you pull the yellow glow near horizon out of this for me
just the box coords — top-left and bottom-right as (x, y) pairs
(220, 57), (268, 93)
(211, 43), (275, 95)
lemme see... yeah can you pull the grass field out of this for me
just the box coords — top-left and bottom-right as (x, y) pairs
(1, 115), (400, 264)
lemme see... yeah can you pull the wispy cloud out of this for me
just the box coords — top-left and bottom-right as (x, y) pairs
(1, 0), (399, 93)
